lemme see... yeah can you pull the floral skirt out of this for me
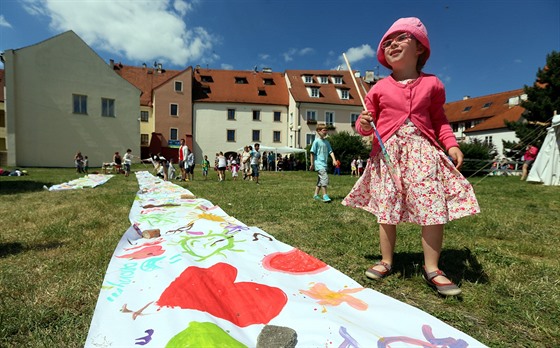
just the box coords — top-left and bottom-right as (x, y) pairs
(342, 123), (480, 225)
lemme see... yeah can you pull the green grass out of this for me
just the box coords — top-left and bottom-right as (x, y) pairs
(1, 167), (559, 347)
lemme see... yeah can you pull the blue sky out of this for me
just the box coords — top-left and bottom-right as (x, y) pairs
(1, 0), (559, 102)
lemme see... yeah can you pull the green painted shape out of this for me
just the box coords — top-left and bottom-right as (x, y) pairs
(166, 321), (247, 347)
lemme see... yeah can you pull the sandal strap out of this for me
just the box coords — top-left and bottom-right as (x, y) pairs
(376, 261), (392, 272)
(424, 268), (447, 281)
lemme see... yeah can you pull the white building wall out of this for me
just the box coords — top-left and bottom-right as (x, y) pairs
(298, 102), (361, 147)
(465, 129), (519, 158)
(193, 102), (288, 161)
(4, 31), (140, 167)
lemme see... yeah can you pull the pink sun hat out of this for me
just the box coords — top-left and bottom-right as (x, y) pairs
(377, 17), (431, 69)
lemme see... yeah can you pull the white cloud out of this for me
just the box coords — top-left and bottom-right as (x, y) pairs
(283, 47), (314, 62)
(0, 15), (12, 28)
(22, 0), (216, 67)
(220, 63), (233, 70)
(259, 53), (270, 60)
(344, 44), (375, 64)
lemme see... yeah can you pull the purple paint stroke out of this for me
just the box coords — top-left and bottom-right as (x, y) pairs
(338, 326), (360, 348)
(135, 329), (154, 346)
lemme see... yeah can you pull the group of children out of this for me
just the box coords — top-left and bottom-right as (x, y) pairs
(309, 17), (480, 296)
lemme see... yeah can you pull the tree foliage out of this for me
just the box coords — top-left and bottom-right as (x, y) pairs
(507, 51), (560, 149)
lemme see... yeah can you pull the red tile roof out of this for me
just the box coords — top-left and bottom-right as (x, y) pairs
(285, 70), (367, 106)
(464, 105), (525, 133)
(113, 64), (182, 106)
(192, 68), (288, 106)
(444, 89), (525, 123)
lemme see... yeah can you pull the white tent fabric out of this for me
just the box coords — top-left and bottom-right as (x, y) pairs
(528, 114), (560, 185)
(236, 145), (308, 170)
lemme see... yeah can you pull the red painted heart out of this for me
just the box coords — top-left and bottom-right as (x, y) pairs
(262, 248), (329, 275)
(157, 263), (287, 327)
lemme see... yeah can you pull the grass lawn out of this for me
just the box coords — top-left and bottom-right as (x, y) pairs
(1, 166), (559, 347)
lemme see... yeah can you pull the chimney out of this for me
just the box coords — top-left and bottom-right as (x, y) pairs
(109, 59), (114, 69)
(463, 96), (470, 100)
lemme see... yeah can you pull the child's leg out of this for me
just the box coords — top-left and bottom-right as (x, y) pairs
(421, 224), (452, 283)
(370, 224), (397, 272)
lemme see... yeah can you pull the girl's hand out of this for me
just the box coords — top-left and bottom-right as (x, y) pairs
(448, 146), (464, 169)
(359, 110), (374, 131)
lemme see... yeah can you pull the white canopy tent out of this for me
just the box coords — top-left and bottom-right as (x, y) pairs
(527, 113), (560, 185)
(235, 145), (308, 171)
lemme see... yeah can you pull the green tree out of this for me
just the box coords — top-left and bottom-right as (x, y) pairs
(506, 51), (560, 149)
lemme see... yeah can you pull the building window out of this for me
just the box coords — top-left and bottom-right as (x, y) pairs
(325, 112), (334, 126)
(332, 76), (343, 84)
(306, 133), (315, 146)
(101, 98), (115, 117)
(482, 102), (493, 108)
(306, 110), (317, 121)
(258, 89), (267, 96)
(170, 128), (178, 140)
(303, 75), (313, 83)
(464, 121), (472, 129)
(174, 81), (183, 92)
(0, 111), (5, 127)
(140, 111), (149, 122)
(319, 76), (328, 84)
(252, 130), (261, 142)
(273, 111), (281, 122)
(201, 75), (213, 82)
(310, 87), (320, 98)
(227, 129), (236, 142)
(235, 77), (248, 84)
(202, 87), (211, 94)
(463, 106), (472, 112)
(452, 123), (459, 132)
(253, 110), (261, 121)
(273, 131), (281, 143)
(0, 137), (6, 151)
(227, 109), (236, 120)
(170, 103), (178, 116)
(141, 134), (149, 146)
(485, 136), (493, 146)
(73, 94), (87, 114)
(263, 78), (274, 85)
(339, 89), (349, 99)
(351, 113), (359, 125)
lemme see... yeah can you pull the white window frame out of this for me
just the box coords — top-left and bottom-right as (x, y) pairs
(252, 129), (261, 142)
(170, 103), (179, 117)
(170, 128), (178, 140)
(351, 113), (359, 125)
(306, 133), (315, 146)
(101, 98), (115, 117)
(174, 80), (183, 92)
(319, 76), (329, 84)
(306, 110), (317, 121)
(339, 89), (349, 100)
(227, 129), (236, 142)
(140, 110), (149, 122)
(253, 110), (261, 121)
(273, 131), (281, 143)
(332, 76), (343, 84)
(325, 111), (334, 126)
(73, 94), (87, 114)
(309, 87), (320, 98)
(303, 75), (313, 83)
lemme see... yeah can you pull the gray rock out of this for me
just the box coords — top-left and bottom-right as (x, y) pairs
(256, 325), (298, 348)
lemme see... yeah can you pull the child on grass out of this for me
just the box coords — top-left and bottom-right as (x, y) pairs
(310, 123), (337, 202)
(342, 17), (479, 296)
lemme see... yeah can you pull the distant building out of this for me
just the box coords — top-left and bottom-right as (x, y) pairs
(285, 70), (369, 148)
(2, 31), (141, 167)
(0, 69), (6, 166)
(444, 89), (526, 157)
(192, 67), (289, 161)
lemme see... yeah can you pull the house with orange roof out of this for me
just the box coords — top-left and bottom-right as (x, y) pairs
(2, 31), (141, 167)
(444, 89), (527, 157)
(285, 70), (371, 148)
(112, 63), (193, 161)
(192, 67), (289, 161)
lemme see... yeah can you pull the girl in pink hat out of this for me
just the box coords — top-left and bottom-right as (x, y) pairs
(343, 17), (480, 296)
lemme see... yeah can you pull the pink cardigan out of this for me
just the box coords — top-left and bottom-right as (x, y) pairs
(356, 73), (458, 157)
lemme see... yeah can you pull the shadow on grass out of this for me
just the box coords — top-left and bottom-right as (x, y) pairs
(0, 241), (64, 258)
(366, 247), (489, 285)
(0, 180), (53, 194)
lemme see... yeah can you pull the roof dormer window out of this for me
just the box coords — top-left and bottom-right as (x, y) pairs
(319, 76), (329, 84)
(463, 106), (472, 112)
(482, 102), (493, 108)
(332, 76), (343, 84)
(303, 75), (313, 84)
(263, 78), (274, 85)
(309, 87), (320, 98)
(258, 89), (267, 96)
(235, 77), (248, 84)
(201, 75), (213, 82)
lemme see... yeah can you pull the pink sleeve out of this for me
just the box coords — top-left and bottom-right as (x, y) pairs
(355, 90), (375, 136)
(429, 80), (459, 151)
